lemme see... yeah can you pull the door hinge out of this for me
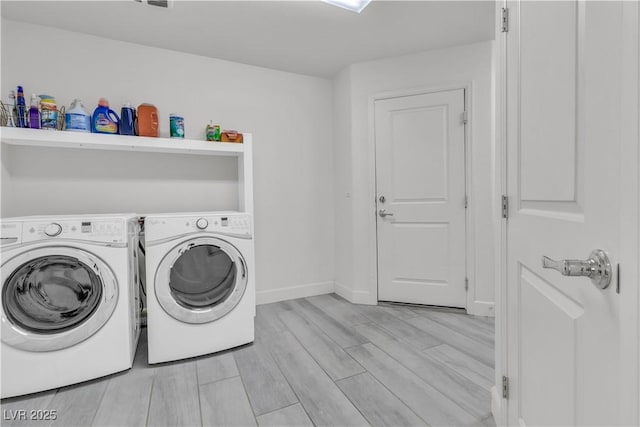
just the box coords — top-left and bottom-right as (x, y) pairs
(502, 376), (509, 399)
(501, 195), (509, 219)
(465, 277), (469, 291)
(462, 111), (468, 125)
(501, 7), (509, 33)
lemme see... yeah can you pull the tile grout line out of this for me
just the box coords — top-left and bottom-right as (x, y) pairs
(87, 377), (110, 427)
(241, 310), (307, 419)
(304, 296), (372, 330)
(407, 315), (495, 367)
(289, 299), (368, 348)
(252, 402), (299, 423)
(335, 361), (429, 427)
(354, 336), (479, 423)
(230, 352), (260, 425)
(418, 311), (495, 347)
(277, 307), (368, 381)
(262, 328), (338, 426)
(291, 300), (423, 427)
(422, 346), (495, 388)
(343, 342), (434, 427)
(144, 369), (158, 427)
(194, 355), (205, 427)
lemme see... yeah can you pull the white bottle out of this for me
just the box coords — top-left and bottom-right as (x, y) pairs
(6, 90), (16, 127)
(65, 99), (91, 132)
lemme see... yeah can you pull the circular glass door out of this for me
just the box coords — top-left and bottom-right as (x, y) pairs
(155, 237), (247, 324)
(1, 247), (118, 352)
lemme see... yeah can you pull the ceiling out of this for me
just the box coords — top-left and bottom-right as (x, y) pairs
(1, 1), (495, 78)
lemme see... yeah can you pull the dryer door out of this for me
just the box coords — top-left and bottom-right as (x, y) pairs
(1, 246), (118, 351)
(155, 237), (247, 324)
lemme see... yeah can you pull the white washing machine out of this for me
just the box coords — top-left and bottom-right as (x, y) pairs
(144, 211), (255, 364)
(1, 214), (141, 398)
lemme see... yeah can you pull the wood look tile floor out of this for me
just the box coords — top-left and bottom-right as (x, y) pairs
(1, 294), (496, 427)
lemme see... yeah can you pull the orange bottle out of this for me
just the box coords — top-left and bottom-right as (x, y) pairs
(136, 103), (159, 137)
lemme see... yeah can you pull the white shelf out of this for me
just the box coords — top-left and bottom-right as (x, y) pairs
(0, 127), (246, 156)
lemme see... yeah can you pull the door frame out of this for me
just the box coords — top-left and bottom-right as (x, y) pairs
(367, 83), (474, 311)
(494, 1), (640, 424)
(493, 1), (508, 423)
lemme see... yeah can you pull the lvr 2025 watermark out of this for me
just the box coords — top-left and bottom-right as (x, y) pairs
(3, 409), (57, 421)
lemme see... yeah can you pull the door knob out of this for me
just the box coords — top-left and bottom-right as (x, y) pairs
(378, 209), (394, 218)
(542, 249), (611, 289)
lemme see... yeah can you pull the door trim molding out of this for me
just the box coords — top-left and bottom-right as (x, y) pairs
(367, 83), (475, 312)
(494, 2), (508, 425)
(620, 0), (640, 422)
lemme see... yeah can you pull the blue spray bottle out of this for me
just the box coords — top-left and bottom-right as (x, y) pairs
(16, 86), (27, 128)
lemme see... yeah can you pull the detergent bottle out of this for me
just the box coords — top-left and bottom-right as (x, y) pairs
(65, 99), (91, 132)
(92, 98), (119, 134)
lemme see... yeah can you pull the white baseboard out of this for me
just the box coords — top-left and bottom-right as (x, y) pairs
(467, 300), (495, 317)
(256, 281), (335, 305)
(334, 282), (375, 305)
(258, 281), (495, 312)
(491, 385), (503, 426)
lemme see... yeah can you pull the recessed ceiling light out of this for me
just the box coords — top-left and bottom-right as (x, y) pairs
(323, 0), (372, 13)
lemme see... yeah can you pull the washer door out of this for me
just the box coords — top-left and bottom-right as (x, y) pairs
(1, 246), (118, 352)
(155, 237), (247, 324)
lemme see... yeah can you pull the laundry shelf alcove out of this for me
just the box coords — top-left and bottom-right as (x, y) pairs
(0, 127), (254, 217)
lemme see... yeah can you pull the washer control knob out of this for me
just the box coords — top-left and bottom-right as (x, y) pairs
(196, 218), (209, 230)
(44, 223), (62, 237)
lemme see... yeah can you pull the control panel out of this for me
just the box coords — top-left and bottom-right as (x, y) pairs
(20, 219), (127, 244)
(1, 222), (23, 246)
(145, 213), (252, 241)
(189, 214), (251, 235)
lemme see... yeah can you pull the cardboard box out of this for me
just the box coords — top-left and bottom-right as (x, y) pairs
(221, 131), (243, 143)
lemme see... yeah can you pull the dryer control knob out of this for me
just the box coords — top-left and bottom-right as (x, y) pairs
(44, 223), (62, 237)
(196, 218), (209, 230)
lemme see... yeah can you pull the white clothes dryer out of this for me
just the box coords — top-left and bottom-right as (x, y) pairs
(144, 212), (255, 364)
(1, 214), (141, 398)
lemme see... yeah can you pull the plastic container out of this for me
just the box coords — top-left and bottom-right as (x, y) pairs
(6, 91), (16, 127)
(169, 114), (184, 138)
(92, 98), (119, 134)
(28, 94), (40, 129)
(206, 122), (221, 142)
(16, 86), (26, 128)
(136, 103), (158, 137)
(119, 103), (136, 136)
(39, 95), (58, 130)
(65, 99), (91, 132)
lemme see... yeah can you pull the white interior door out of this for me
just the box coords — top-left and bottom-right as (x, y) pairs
(375, 89), (466, 308)
(505, 1), (634, 425)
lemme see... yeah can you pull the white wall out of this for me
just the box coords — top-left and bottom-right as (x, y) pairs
(334, 41), (496, 315)
(1, 19), (335, 304)
(332, 67), (354, 298)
